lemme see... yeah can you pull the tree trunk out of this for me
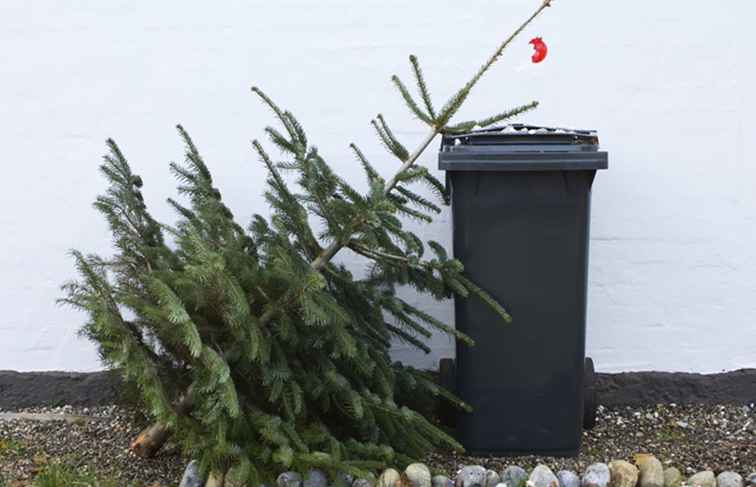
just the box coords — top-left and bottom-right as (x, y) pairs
(129, 422), (170, 458)
(129, 390), (193, 458)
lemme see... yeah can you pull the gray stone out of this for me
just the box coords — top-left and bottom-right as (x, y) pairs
(179, 460), (204, 487)
(557, 470), (580, 487)
(405, 464), (432, 487)
(305, 469), (329, 487)
(582, 464), (610, 487)
(457, 466), (488, 487)
(433, 476), (454, 487)
(635, 454), (664, 487)
(717, 472), (743, 487)
(501, 466), (529, 487)
(379, 469), (401, 487)
(530, 465), (559, 487)
(608, 461), (638, 487)
(336, 473), (355, 487)
(663, 468), (682, 487)
(278, 472), (303, 487)
(355, 480), (376, 487)
(486, 471), (501, 487)
(745, 474), (756, 487)
(688, 471), (716, 487)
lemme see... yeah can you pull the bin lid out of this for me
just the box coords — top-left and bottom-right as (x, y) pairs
(438, 124), (608, 171)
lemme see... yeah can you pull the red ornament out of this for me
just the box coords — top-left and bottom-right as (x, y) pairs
(529, 37), (548, 63)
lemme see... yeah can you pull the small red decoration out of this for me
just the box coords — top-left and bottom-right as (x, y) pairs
(529, 37), (548, 63)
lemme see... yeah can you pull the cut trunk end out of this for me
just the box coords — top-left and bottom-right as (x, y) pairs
(129, 422), (170, 458)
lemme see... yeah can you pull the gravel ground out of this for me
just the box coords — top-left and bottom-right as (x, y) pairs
(427, 403), (756, 476)
(0, 405), (184, 485)
(1, 403), (754, 486)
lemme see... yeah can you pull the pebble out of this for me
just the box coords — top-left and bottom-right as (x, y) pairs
(433, 475), (454, 487)
(582, 463), (610, 487)
(530, 465), (559, 487)
(278, 472), (303, 487)
(717, 472), (743, 487)
(663, 467), (682, 487)
(745, 474), (756, 487)
(688, 471), (716, 487)
(178, 460), (204, 487)
(608, 460), (638, 487)
(635, 454), (664, 487)
(379, 469), (401, 487)
(405, 463), (432, 487)
(354, 479), (375, 487)
(457, 466), (488, 487)
(557, 470), (580, 487)
(305, 469), (328, 487)
(501, 466), (529, 487)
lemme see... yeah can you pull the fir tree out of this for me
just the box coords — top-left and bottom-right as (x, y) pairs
(61, 2), (552, 484)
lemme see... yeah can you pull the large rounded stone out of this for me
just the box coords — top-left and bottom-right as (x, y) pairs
(717, 472), (744, 487)
(305, 470), (328, 487)
(405, 464), (432, 487)
(379, 469), (401, 487)
(278, 472), (303, 487)
(530, 465), (559, 487)
(433, 476), (454, 487)
(688, 471), (716, 487)
(179, 460), (204, 487)
(486, 470), (501, 487)
(457, 466), (488, 487)
(501, 466), (528, 487)
(634, 454), (664, 487)
(206, 473), (225, 487)
(582, 463), (610, 487)
(608, 460), (639, 487)
(663, 468), (682, 487)
(557, 470), (580, 487)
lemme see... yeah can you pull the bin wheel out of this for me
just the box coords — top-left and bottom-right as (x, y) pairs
(438, 358), (457, 427)
(583, 357), (598, 430)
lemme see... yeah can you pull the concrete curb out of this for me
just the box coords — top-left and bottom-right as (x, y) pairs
(0, 370), (122, 409)
(1, 368), (754, 410)
(595, 369), (756, 407)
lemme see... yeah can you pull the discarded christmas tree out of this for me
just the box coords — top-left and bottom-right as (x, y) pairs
(61, 1), (552, 484)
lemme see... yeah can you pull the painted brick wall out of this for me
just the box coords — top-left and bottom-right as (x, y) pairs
(1, 1), (754, 373)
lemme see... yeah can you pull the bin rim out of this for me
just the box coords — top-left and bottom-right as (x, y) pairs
(438, 123), (608, 171)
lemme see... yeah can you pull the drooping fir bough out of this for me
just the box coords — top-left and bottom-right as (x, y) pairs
(61, 1), (552, 484)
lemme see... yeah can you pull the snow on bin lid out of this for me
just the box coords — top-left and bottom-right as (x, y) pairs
(438, 124), (608, 172)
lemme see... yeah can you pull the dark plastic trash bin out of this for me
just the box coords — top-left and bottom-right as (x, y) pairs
(438, 124), (608, 457)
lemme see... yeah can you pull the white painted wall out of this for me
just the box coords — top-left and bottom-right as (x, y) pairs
(1, 1), (754, 374)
